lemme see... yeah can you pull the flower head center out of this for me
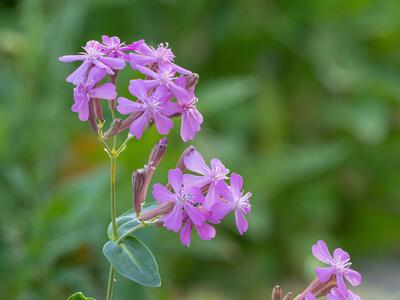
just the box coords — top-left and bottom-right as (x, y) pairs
(155, 43), (174, 63)
(332, 259), (352, 273)
(83, 41), (104, 60)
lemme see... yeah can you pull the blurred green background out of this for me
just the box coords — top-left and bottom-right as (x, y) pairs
(1, 0), (400, 299)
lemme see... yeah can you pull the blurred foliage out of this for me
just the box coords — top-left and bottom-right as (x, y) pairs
(1, 0), (400, 299)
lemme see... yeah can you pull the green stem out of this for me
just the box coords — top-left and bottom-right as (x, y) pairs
(106, 155), (119, 300)
(106, 265), (116, 300)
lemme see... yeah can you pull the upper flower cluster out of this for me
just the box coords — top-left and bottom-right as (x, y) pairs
(59, 36), (203, 142)
(305, 240), (362, 300)
(151, 148), (252, 246)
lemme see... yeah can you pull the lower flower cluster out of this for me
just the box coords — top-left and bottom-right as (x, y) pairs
(134, 141), (252, 246)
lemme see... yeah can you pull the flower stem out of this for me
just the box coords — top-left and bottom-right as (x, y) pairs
(106, 155), (119, 300)
(106, 265), (116, 300)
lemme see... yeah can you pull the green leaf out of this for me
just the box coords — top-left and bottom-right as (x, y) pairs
(103, 236), (161, 287)
(107, 203), (158, 240)
(67, 292), (95, 300)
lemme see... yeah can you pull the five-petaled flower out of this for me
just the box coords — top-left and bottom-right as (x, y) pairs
(183, 150), (230, 211)
(213, 173), (252, 235)
(312, 240), (362, 294)
(59, 40), (125, 84)
(152, 168), (205, 232)
(173, 76), (203, 142)
(72, 67), (116, 121)
(117, 80), (178, 139)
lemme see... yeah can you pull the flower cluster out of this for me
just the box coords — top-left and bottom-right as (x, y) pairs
(150, 148), (252, 246)
(59, 36), (203, 142)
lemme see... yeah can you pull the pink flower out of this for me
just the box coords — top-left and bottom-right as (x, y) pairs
(152, 168), (206, 232)
(327, 288), (361, 300)
(129, 41), (191, 75)
(117, 80), (178, 139)
(72, 67), (116, 121)
(183, 150), (229, 211)
(134, 64), (190, 100)
(59, 40), (126, 84)
(312, 241), (362, 293)
(213, 173), (252, 235)
(173, 76), (203, 142)
(101, 35), (143, 59)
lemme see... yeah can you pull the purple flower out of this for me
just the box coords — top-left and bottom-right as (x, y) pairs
(129, 41), (191, 75)
(117, 80), (178, 139)
(327, 288), (361, 300)
(312, 240), (362, 293)
(305, 292), (316, 300)
(152, 168), (206, 232)
(72, 67), (116, 121)
(101, 35), (144, 59)
(213, 173), (252, 235)
(174, 76), (203, 142)
(133, 64), (190, 100)
(59, 40), (126, 84)
(183, 150), (229, 211)
(179, 213), (216, 247)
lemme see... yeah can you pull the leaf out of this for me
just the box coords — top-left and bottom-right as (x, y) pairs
(107, 203), (158, 240)
(67, 292), (95, 300)
(103, 236), (161, 287)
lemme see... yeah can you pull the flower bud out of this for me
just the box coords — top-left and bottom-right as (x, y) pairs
(132, 168), (147, 215)
(184, 73), (199, 89)
(176, 145), (196, 171)
(132, 139), (168, 216)
(103, 118), (122, 139)
(272, 286), (282, 300)
(148, 138), (168, 168)
(282, 293), (293, 300)
(92, 98), (104, 122)
(88, 100), (98, 133)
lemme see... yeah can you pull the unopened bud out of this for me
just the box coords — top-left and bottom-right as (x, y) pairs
(148, 138), (168, 168)
(184, 73), (199, 89)
(282, 292), (293, 300)
(272, 286), (282, 300)
(176, 145), (196, 171)
(132, 169), (148, 215)
(103, 118), (122, 139)
(88, 101), (98, 133)
(107, 112), (142, 137)
(92, 98), (104, 122)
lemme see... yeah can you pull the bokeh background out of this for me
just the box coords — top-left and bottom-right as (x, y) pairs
(1, 0), (400, 299)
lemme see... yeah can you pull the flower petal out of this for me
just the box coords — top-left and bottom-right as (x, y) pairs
(211, 201), (234, 221)
(333, 248), (351, 263)
(91, 83), (116, 100)
(168, 168), (183, 194)
(66, 60), (90, 84)
(315, 266), (335, 283)
(344, 269), (362, 287)
(179, 221), (192, 246)
(312, 240), (333, 264)
(195, 223), (216, 241)
(99, 56), (126, 70)
(128, 80), (149, 100)
(128, 112), (149, 139)
(229, 173), (243, 198)
(117, 97), (143, 114)
(153, 112), (173, 135)
(184, 150), (210, 176)
(59, 54), (86, 62)
(184, 204), (205, 226)
(235, 209), (248, 235)
(163, 203), (183, 232)
(183, 174), (210, 188)
(152, 183), (176, 203)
